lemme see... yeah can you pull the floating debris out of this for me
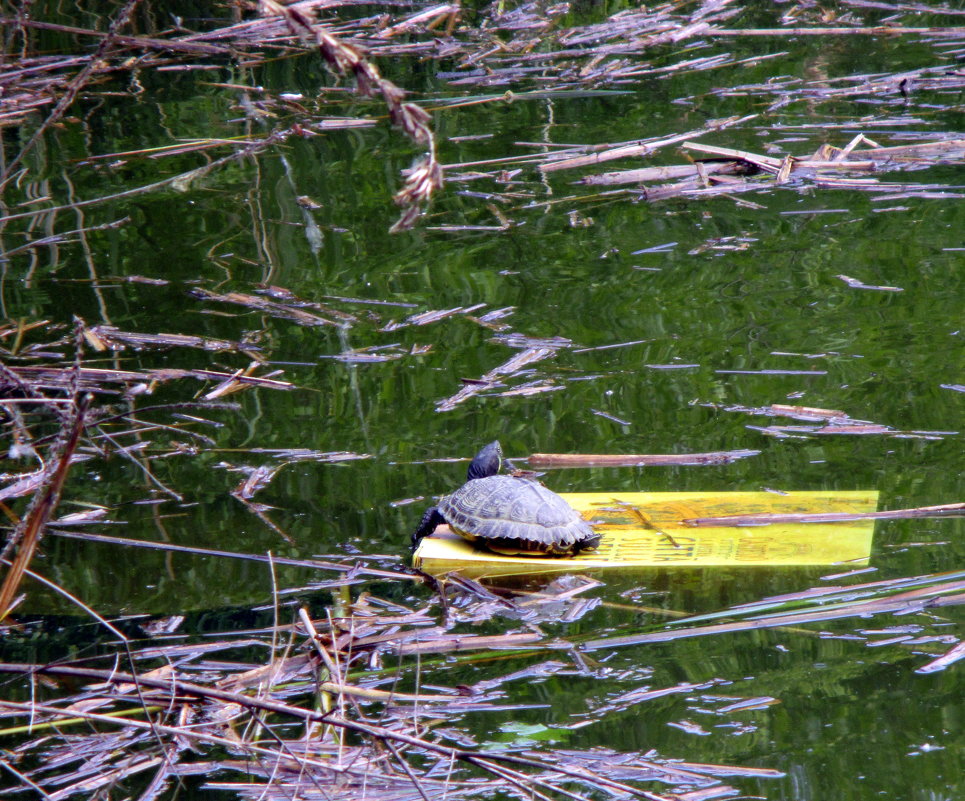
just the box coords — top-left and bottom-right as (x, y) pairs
(527, 449), (761, 468)
(590, 409), (632, 426)
(748, 423), (954, 440)
(0, 586), (783, 800)
(381, 303), (487, 331)
(85, 325), (259, 353)
(190, 288), (352, 327)
(436, 339), (569, 411)
(837, 274), (905, 292)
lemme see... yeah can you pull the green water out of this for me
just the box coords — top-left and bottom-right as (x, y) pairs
(1, 2), (962, 799)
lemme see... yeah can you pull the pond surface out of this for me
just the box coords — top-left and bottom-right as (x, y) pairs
(1, 2), (962, 800)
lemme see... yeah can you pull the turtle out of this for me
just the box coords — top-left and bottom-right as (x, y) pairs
(411, 441), (600, 556)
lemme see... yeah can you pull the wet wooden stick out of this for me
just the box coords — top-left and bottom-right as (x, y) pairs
(527, 449), (761, 468)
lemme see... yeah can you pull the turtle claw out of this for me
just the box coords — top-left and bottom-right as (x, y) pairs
(411, 506), (445, 550)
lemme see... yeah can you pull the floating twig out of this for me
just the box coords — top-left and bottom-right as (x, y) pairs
(0, 394), (89, 621)
(527, 449), (761, 468)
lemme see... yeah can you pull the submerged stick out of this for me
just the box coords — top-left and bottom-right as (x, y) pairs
(48, 529), (408, 580)
(712, 26), (965, 36)
(527, 449), (761, 468)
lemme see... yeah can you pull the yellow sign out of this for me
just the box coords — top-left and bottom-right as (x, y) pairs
(412, 491), (878, 577)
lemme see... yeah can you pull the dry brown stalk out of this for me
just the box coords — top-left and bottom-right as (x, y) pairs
(0, 394), (89, 621)
(0, 217), (130, 259)
(682, 141), (783, 171)
(0, 0), (142, 184)
(582, 163), (737, 186)
(1, 16), (233, 55)
(539, 116), (758, 174)
(713, 25), (965, 36)
(0, 697), (360, 775)
(261, 0), (443, 231)
(189, 287), (352, 327)
(562, 135), (965, 206)
(5, 363), (293, 394)
(0, 662), (653, 799)
(436, 342), (566, 411)
(527, 449), (761, 468)
(0, 575), (786, 798)
(0, 131), (291, 226)
(86, 325), (256, 354)
(393, 631), (544, 655)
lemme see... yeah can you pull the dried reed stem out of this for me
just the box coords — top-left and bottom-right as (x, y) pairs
(0, 393), (89, 620)
(261, 0), (443, 231)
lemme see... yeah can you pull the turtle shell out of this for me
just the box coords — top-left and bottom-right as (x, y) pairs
(438, 474), (600, 556)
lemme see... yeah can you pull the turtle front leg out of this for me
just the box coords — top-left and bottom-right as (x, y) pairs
(411, 506), (446, 550)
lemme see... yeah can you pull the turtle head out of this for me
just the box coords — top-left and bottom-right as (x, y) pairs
(467, 441), (503, 480)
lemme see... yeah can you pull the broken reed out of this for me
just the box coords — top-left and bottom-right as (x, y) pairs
(1, 568), (957, 798)
(2, 0), (443, 233)
(5, 0), (963, 234)
(261, 0), (443, 232)
(0, 587), (783, 800)
(0, 394), (89, 621)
